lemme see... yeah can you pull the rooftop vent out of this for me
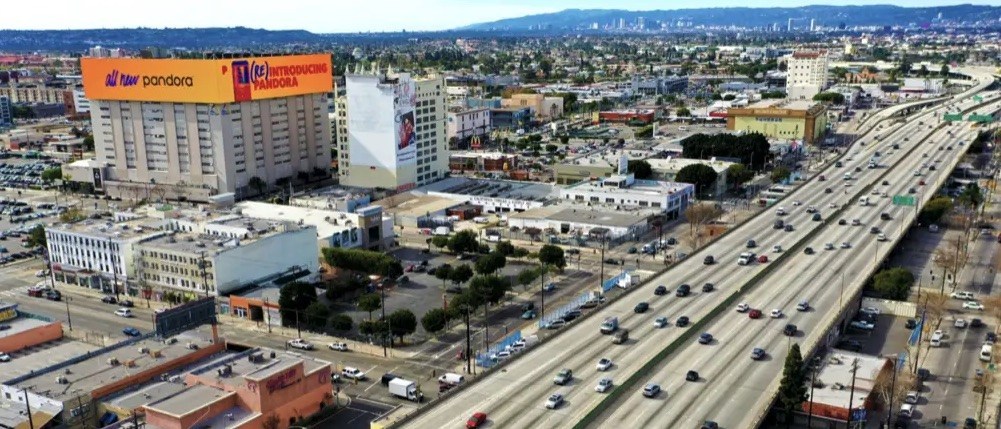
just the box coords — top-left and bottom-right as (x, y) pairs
(107, 358), (119, 366)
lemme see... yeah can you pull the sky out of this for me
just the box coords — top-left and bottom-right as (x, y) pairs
(12, 0), (1001, 33)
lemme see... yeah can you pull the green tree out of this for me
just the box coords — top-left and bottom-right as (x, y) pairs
(516, 267), (541, 290)
(627, 160), (653, 179)
(726, 164), (754, 188)
(919, 196), (953, 224)
(434, 263), (453, 286)
(248, 176), (266, 195)
(357, 293), (382, 321)
(676, 164), (719, 197)
(322, 248), (403, 278)
(676, 107), (691, 117)
(770, 166), (792, 183)
(680, 132), (771, 170)
(359, 319), (389, 337)
(495, 241), (515, 256)
(918, 64), (929, 77)
(388, 309), (418, 343)
(41, 167), (62, 183)
(469, 274), (511, 306)
(475, 251), (507, 275)
(82, 135), (95, 151)
(958, 183), (984, 210)
(421, 308), (448, 335)
(872, 267), (915, 300)
(278, 282), (318, 327)
(304, 301), (330, 328)
(448, 230), (480, 254)
(812, 92), (846, 104)
(430, 235), (450, 250)
(449, 264), (474, 286)
(330, 313), (353, 331)
(940, 64), (950, 77)
(26, 225), (46, 248)
(558, 135), (570, 144)
(776, 343), (808, 424)
(538, 244), (567, 272)
(545, 144), (558, 153)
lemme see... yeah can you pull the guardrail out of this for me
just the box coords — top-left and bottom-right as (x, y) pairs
(745, 92), (1001, 428)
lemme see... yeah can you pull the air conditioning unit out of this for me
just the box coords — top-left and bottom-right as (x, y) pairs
(168, 375), (182, 383)
(186, 343), (199, 350)
(107, 358), (119, 366)
(163, 338), (178, 345)
(138, 347), (149, 354)
(55, 376), (68, 384)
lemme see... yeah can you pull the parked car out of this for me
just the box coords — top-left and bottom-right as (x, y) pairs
(122, 327), (141, 337)
(328, 342), (349, 351)
(287, 338), (314, 350)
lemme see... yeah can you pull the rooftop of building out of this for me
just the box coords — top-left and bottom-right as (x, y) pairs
(564, 175), (694, 197)
(8, 328), (216, 402)
(561, 149), (655, 168)
(229, 282), (324, 303)
(188, 348), (331, 390)
(138, 215), (307, 255)
(420, 177), (557, 203)
(234, 201), (366, 241)
(489, 106), (531, 113)
(449, 151), (516, 160)
(510, 204), (654, 228)
(289, 186), (372, 203)
(746, 99), (820, 110)
(104, 380), (188, 411)
(599, 109), (656, 114)
(47, 212), (165, 241)
(791, 50), (828, 59)
(644, 157), (737, 173)
(145, 384), (236, 417)
(1, 338), (101, 382)
(0, 308), (54, 339)
(809, 350), (889, 409)
(448, 106), (491, 114)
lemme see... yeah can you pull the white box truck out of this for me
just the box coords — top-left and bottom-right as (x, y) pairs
(388, 378), (423, 402)
(433, 226), (451, 236)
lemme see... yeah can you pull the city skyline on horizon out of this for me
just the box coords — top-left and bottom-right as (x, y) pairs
(5, 0), (1000, 33)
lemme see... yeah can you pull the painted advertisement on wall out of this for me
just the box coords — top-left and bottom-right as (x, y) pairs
(82, 54), (332, 103)
(394, 77), (417, 166)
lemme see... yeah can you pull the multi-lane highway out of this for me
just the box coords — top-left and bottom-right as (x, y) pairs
(591, 95), (1001, 429)
(399, 68), (998, 429)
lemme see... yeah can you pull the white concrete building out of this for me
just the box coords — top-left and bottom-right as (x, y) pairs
(339, 71), (448, 191)
(446, 107), (491, 141)
(560, 173), (694, 218)
(786, 50), (829, 100)
(645, 157), (735, 198)
(235, 200), (393, 251)
(71, 88), (91, 114)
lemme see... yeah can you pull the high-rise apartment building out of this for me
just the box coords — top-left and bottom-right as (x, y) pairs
(338, 71), (448, 191)
(786, 50), (829, 100)
(81, 54), (333, 202)
(0, 96), (11, 128)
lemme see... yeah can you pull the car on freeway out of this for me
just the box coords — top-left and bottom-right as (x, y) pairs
(797, 301), (810, 311)
(784, 224), (795, 232)
(287, 338), (313, 350)
(841, 242), (851, 249)
(685, 370), (700, 382)
(634, 302), (650, 313)
(770, 309), (783, 318)
(597, 358), (613, 371)
(838, 219), (847, 225)
(877, 233), (888, 241)
(654, 285), (668, 296)
(751, 348), (766, 360)
(746, 239), (757, 248)
(642, 383), (661, 398)
(703, 255), (715, 265)
(748, 309), (762, 319)
(545, 393), (565, 409)
(701, 421), (720, 429)
(955, 319), (968, 328)
(952, 291), (976, 300)
(466, 412), (488, 428)
(595, 378), (613, 393)
(676, 316), (690, 327)
(676, 284), (691, 297)
(328, 342), (349, 351)
(825, 188), (833, 194)
(0, 352), (10, 362)
(736, 303), (749, 312)
(702, 283), (714, 292)
(824, 243), (835, 250)
(964, 301), (985, 310)
(122, 327), (141, 337)
(804, 247), (814, 254)
(698, 333), (713, 344)
(772, 245), (783, 253)
(654, 317), (668, 329)
(554, 368), (573, 385)
(783, 324), (797, 336)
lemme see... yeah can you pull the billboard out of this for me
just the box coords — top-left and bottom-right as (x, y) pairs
(154, 296), (217, 338)
(81, 54), (332, 104)
(394, 77), (417, 166)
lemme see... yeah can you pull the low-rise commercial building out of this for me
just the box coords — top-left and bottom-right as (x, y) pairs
(235, 200), (392, 251)
(598, 109), (656, 124)
(560, 173), (693, 218)
(489, 107), (531, 131)
(645, 157), (736, 198)
(447, 107), (491, 141)
(552, 150), (654, 185)
(726, 99), (828, 144)
(448, 152), (518, 173)
(501, 93), (564, 120)
(801, 351), (890, 422)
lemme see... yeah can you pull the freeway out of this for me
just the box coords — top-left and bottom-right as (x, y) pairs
(400, 72), (1000, 428)
(589, 99), (1001, 426)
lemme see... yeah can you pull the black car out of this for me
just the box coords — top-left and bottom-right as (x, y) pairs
(604, 258), (620, 265)
(45, 290), (61, 301)
(562, 309), (582, 322)
(703, 255), (715, 265)
(987, 332), (997, 343)
(838, 219), (847, 225)
(101, 295), (118, 304)
(804, 247), (814, 255)
(634, 302), (650, 313)
(784, 224), (794, 232)
(971, 318), (984, 328)
(870, 226), (880, 234)
(654, 285), (668, 296)
(121, 300), (135, 308)
(701, 422), (719, 429)
(824, 188), (832, 194)
(917, 368), (931, 381)
(686, 370), (699, 382)
(380, 373), (401, 386)
(837, 339), (863, 351)
(905, 319), (917, 329)
(702, 283), (714, 293)
(676, 284), (691, 297)
(783, 324), (797, 336)
(676, 316), (690, 327)
(882, 180), (890, 186)
(880, 213), (892, 220)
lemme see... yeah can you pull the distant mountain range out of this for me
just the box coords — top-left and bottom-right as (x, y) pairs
(459, 4), (1001, 30)
(0, 27), (323, 53)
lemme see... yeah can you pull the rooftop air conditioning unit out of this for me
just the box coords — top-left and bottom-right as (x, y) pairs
(164, 337), (178, 345)
(168, 375), (181, 383)
(138, 347), (149, 354)
(186, 343), (199, 350)
(107, 358), (119, 366)
(55, 376), (68, 384)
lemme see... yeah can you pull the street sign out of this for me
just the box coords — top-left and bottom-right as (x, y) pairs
(892, 195), (917, 206)
(851, 408), (866, 421)
(944, 113), (964, 121)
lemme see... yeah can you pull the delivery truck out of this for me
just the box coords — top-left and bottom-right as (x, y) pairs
(388, 378), (423, 402)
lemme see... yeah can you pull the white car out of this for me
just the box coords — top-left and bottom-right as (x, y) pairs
(955, 319), (968, 328)
(792, 201), (802, 206)
(114, 308), (133, 318)
(877, 233), (887, 242)
(491, 350), (512, 361)
(828, 202), (838, 208)
(796, 301), (810, 311)
(852, 218), (862, 226)
(776, 207), (787, 216)
(824, 243), (835, 250)
(772, 245), (783, 253)
(341, 367), (366, 380)
(770, 309), (783, 319)
(595, 378), (613, 393)
(736, 303), (750, 313)
(964, 301), (985, 311)
(951, 291), (975, 300)
(860, 307), (880, 315)
(328, 342), (349, 351)
(545, 393), (564, 409)
(840, 242), (851, 249)
(653, 317), (668, 328)
(596, 358), (613, 371)
(287, 338), (313, 350)
(0, 352), (10, 362)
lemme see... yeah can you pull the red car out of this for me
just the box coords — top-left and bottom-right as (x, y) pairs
(467, 412), (487, 428)
(758, 255), (769, 263)
(749, 309), (762, 319)
(918, 180), (926, 186)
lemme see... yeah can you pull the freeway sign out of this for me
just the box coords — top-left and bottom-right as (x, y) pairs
(969, 114), (995, 123)
(943, 113), (964, 121)
(892, 195), (917, 206)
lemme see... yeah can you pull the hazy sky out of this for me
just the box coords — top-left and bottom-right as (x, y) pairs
(12, 0), (1001, 33)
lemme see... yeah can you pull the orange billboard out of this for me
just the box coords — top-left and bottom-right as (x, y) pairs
(81, 54), (332, 104)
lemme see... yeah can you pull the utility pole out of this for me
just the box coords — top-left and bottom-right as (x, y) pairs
(464, 305), (472, 375)
(887, 357), (898, 428)
(540, 266), (546, 322)
(23, 387), (34, 429)
(198, 251), (209, 297)
(64, 296), (72, 331)
(807, 364), (817, 428)
(263, 297), (272, 333)
(846, 358), (860, 427)
(109, 237), (120, 300)
(381, 284), (388, 357)
(914, 306), (927, 374)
